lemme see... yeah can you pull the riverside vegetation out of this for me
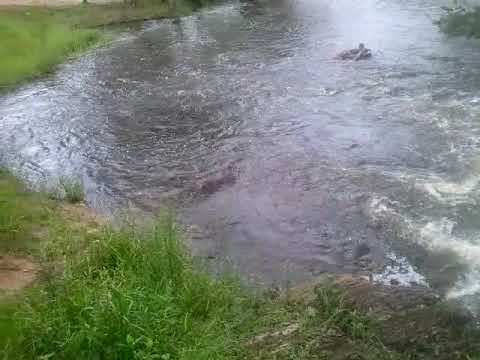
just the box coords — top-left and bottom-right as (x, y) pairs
(438, 4), (480, 38)
(1, 169), (480, 359)
(0, 0), (213, 88)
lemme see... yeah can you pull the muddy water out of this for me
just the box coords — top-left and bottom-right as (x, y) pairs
(2, 0), (480, 310)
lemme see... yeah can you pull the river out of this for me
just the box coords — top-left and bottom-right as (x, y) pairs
(2, 0), (480, 311)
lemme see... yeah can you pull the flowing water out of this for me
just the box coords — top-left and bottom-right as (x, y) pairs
(2, 0), (480, 310)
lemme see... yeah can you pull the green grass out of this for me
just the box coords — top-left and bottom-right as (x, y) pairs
(0, 170), (264, 359)
(58, 177), (85, 203)
(0, 17), (100, 88)
(0, 0), (216, 88)
(0, 169), (54, 251)
(1, 216), (264, 359)
(311, 283), (375, 340)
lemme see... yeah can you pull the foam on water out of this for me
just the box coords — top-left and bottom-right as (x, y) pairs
(369, 195), (394, 216)
(416, 166), (480, 303)
(420, 176), (480, 204)
(373, 252), (427, 286)
(448, 270), (480, 299)
(368, 196), (427, 286)
(369, 192), (480, 308)
(419, 219), (480, 264)
(420, 219), (480, 307)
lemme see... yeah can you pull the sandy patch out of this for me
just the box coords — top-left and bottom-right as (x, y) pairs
(0, 255), (39, 294)
(59, 203), (106, 230)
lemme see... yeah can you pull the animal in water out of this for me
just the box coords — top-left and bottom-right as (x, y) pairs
(336, 43), (372, 61)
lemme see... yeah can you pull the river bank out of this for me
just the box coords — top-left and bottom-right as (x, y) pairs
(0, 0), (211, 88)
(0, 170), (479, 359)
(2, 0), (480, 357)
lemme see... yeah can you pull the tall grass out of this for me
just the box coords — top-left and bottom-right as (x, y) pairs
(0, 169), (53, 251)
(58, 177), (85, 203)
(313, 282), (373, 340)
(1, 216), (260, 359)
(0, 19), (99, 87)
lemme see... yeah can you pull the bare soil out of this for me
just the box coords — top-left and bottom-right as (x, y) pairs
(0, 255), (39, 294)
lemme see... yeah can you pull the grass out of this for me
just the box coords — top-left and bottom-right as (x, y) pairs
(1, 217), (262, 359)
(0, 169), (54, 251)
(0, 17), (100, 88)
(0, 0), (216, 88)
(58, 177), (85, 203)
(254, 281), (480, 360)
(0, 170), (271, 360)
(311, 284), (374, 340)
(437, 6), (480, 38)
(1, 169), (480, 359)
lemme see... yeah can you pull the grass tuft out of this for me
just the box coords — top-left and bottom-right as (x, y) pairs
(0, 169), (53, 251)
(313, 282), (374, 340)
(58, 177), (85, 203)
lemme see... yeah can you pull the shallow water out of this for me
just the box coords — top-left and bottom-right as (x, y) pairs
(2, 0), (480, 310)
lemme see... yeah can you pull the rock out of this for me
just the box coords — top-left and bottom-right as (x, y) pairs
(195, 166), (237, 195)
(353, 242), (371, 259)
(359, 253), (372, 261)
(316, 242), (332, 252)
(390, 278), (400, 286)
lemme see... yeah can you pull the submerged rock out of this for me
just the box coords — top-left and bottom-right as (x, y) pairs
(194, 165), (237, 196)
(353, 242), (371, 259)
